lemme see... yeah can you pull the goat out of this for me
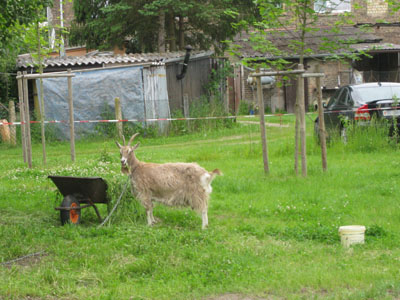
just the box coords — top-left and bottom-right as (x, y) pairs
(116, 133), (221, 229)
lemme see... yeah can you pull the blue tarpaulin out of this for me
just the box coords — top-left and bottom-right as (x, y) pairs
(36, 66), (145, 139)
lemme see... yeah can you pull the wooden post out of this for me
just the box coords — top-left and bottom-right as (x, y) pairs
(0, 119), (11, 143)
(297, 64), (307, 177)
(39, 78), (46, 165)
(67, 69), (75, 162)
(17, 72), (27, 162)
(9, 101), (16, 146)
(115, 97), (123, 139)
(256, 76), (269, 174)
(23, 71), (32, 168)
(294, 74), (300, 175)
(316, 64), (328, 172)
(183, 93), (190, 129)
(225, 77), (230, 114)
(183, 94), (189, 118)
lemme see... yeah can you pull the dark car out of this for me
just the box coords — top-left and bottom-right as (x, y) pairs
(315, 82), (400, 140)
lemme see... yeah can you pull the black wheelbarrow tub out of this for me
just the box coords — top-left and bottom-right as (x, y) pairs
(48, 175), (110, 204)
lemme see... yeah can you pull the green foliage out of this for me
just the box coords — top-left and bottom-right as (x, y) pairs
(330, 117), (398, 153)
(0, 0), (50, 48)
(238, 100), (251, 115)
(227, 0), (361, 70)
(105, 176), (145, 225)
(70, 0), (259, 53)
(169, 97), (235, 136)
(366, 224), (387, 238)
(94, 103), (118, 138)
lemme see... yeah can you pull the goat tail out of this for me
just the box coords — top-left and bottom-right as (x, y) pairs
(209, 168), (222, 181)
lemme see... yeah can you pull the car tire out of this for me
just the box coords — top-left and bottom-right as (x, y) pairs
(60, 195), (81, 225)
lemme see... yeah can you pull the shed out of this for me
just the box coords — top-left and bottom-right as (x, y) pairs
(16, 50), (219, 138)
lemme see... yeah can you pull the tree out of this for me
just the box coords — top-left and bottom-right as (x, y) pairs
(228, 0), (363, 176)
(0, 0), (50, 117)
(69, 0), (258, 54)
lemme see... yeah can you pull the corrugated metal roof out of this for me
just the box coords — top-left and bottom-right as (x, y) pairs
(350, 43), (400, 52)
(17, 51), (212, 69)
(233, 26), (386, 59)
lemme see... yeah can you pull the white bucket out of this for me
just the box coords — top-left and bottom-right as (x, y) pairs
(338, 225), (366, 247)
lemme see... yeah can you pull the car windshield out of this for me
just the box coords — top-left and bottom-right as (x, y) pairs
(353, 85), (400, 103)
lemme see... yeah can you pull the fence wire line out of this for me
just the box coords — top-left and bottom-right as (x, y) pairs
(2, 104), (400, 127)
(0, 115), (237, 126)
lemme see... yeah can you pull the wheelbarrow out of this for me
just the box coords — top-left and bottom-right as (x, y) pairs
(48, 175), (110, 225)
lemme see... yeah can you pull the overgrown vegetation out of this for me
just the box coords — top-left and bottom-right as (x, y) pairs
(1, 115), (400, 299)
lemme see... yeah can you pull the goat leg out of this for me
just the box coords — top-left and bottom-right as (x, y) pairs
(201, 210), (208, 230)
(143, 200), (155, 226)
(146, 209), (154, 226)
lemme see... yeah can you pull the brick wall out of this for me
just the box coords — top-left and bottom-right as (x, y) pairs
(48, 0), (74, 46)
(49, 0), (74, 28)
(241, 67), (285, 113)
(366, 0), (388, 17)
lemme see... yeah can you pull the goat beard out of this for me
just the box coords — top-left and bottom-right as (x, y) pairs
(121, 164), (130, 175)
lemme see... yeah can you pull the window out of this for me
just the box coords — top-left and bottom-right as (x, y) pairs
(314, 0), (351, 13)
(327, 89), (342, 108)
(337, 88), (350, 106)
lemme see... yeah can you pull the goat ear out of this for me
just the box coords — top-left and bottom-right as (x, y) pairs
(132, 142), (140, 150)
(115, 141), (122, 149)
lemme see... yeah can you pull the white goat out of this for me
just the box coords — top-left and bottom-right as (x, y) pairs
(116, 133), (221, 229)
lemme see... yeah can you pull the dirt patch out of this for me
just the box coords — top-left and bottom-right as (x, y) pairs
(1, 251), (47, 269)
(238, 121), (290, 128)
(205, 294), (272, 300)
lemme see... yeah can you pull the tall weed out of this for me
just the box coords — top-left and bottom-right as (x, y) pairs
(329, 118), (398, 153)
(169, 97), (235, 136)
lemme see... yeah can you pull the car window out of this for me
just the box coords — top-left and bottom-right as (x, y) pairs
(337, 88), (349, 106)
(326, 89), (342, 108)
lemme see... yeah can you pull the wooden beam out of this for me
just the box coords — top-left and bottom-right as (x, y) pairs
(301, 73), (325, 78)
(250, 69), (305, 77)
(16, 73), (75, 80)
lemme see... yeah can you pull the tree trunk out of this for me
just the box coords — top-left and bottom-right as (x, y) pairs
(178, 16), (185, 50)
(37, 21), (47, 165)
(316, 64), (328, 171)
(167, 13), (176, 52)
(298, 64), (307, 177)
(158, 11), (166, 53)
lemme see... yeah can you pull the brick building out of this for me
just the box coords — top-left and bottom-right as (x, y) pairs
(229, 0), (400, 114)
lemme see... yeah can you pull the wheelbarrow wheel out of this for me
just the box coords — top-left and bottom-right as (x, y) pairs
(60, 195), (81, 225)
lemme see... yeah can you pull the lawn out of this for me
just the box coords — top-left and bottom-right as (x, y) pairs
(1, 115), (400, 299)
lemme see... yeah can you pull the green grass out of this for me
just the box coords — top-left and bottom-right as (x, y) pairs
(1, 116), (400, 299)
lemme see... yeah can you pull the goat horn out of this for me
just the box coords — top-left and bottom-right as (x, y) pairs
(122, 135), (126, 146)
(128, 133), (140, 146)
